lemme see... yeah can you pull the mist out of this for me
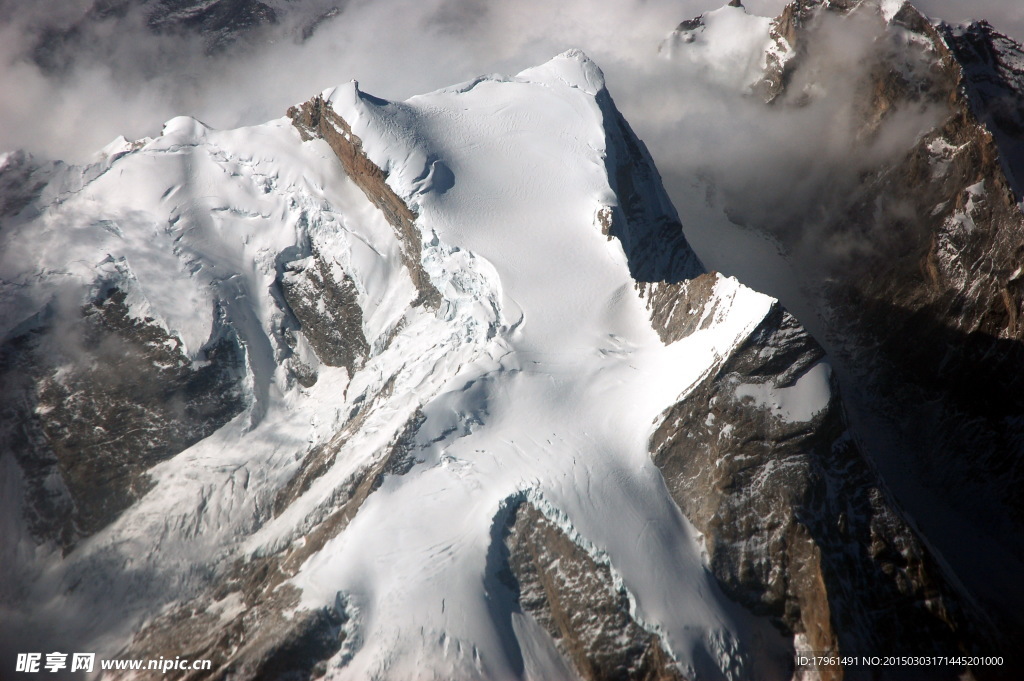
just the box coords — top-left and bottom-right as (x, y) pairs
(1, 0), (1019, 161)
(0, 0), (713, 160)
(1, 0), (1021, 284)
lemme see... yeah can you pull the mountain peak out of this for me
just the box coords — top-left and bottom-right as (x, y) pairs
(515, 48), (606, 96)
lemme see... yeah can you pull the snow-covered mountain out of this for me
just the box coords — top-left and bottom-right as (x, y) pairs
(1, 1), (1022, 680)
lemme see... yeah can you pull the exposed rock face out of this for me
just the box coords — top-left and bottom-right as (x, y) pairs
(146, 0), (278, 48)
(0, 277), (245, 548)
(595, 91), (703, 286)
(288, 95), (443, 310)
(939, 20), (1024, 226)
(830, 96), (1024, 532)
(280, 246), (369, 374)
(758, 0), (822, 102)
(112, 593), (346, 681)
(493, 496), (686, 681)
(647, 277), (1000, 679)
(641, 274), (720, 345)
(686, 0), (1024, 651)
(113, 408), (425, 680)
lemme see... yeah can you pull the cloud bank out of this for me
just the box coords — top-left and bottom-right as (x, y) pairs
(0, 0), (1020, 161)
(0, 0), (1020, 302)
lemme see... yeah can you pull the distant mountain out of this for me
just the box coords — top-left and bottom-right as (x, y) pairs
(665, 1), (1024, 667)
(26, 0), (339, 74)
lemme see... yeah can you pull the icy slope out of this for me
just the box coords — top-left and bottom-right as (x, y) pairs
(0, 50), (796, 680)
(0, 46), (994, 681)
(206, 51), (791, 681)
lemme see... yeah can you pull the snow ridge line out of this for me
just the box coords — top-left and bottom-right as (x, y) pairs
(288, 94), (442, 309)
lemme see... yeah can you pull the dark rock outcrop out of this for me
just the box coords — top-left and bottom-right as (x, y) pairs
(146, 0), (278, 51)
(640, 273), (721, 345)
(648, 283), (1001, 679)
(491, 496), (686, 681)
(940, 21), (1024, 196)
(279, 246), (369, 373)
(31, 0), (278, 73)
(1, 278), (245, 548)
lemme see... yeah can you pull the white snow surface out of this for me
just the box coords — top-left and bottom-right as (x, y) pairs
(732, 361), (833, 423)
(0, 51), (800, 680)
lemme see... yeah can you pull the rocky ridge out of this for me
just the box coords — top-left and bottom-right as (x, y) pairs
(647, 274), (999, 680)
(288, 94), (443, 310)
(495, 495), (686, 681)
(670, 0), (1024, 662)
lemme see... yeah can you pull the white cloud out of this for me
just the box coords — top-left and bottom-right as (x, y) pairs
(0, 0), (1020, 168)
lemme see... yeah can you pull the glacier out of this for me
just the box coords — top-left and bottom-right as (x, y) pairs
(0, 50), (807, 680)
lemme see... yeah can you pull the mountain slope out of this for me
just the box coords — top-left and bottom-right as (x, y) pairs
(661, 0), (1024, 661)
(0, 48), (1004, 680)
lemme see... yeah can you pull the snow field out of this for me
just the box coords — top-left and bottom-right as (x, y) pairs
(293, 51), (796, 680)
(0, 50), (833, 681)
